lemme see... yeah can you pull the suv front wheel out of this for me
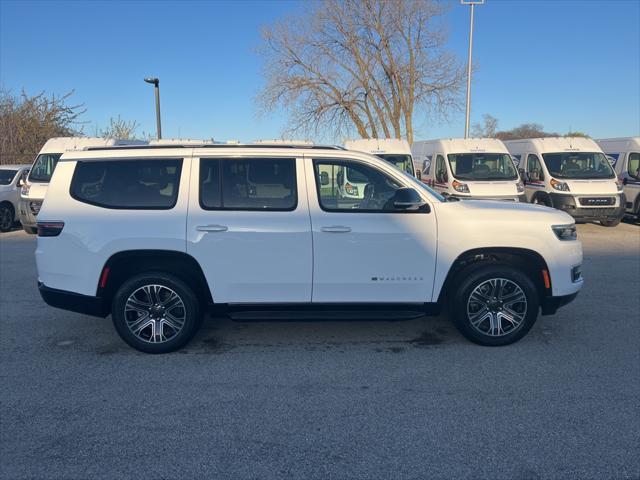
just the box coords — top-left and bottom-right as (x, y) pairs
(450, 265), (539, 346)
(112, 272), (202, 353)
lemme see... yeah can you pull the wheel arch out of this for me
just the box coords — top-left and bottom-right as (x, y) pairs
(97, 250), (213, 315)
(437, 247), (551, 306)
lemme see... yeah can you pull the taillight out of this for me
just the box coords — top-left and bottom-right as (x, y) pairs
(37, 221), (64, 237)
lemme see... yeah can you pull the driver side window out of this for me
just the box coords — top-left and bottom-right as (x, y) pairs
(313, 159), (402, 212)
(527, 154), (544, 181)
(435, 155), (448, 183)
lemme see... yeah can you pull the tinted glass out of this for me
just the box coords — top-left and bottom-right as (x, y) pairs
(200, 158), (296, 210)
(527, 154), (544, 181)
(447, 153), (517, 180)
(29, 153), (61, 182)
(314, 159), (402, 211)
(541, 152), (615, 179)
(628, 153), (640, 179)
(377, 154), (415, 175)
(0, 169), (18, 185)
(435, 155), (448, 183)
(71, 159), (182, 209)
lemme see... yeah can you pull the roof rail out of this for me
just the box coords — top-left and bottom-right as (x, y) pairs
(85, 143), (345, 151)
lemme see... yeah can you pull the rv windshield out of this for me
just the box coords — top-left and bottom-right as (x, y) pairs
(542, 152), (615, 179)
(28, 153), (62, 182)
(376, 154), (415, 176)
(447, 153), (518, 181)
(0, 169), (19, 185)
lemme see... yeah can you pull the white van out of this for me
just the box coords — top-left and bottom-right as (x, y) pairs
(19, 137), (146, 233)
(596, 137), (640, 219)
(411, 138), (525, 201)
(505, 137), (625, 227)
(342, 139), (415, 200)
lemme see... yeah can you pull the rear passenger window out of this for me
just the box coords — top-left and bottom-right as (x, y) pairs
(200, 158), (297, 211)
(70, 159), (182, 209)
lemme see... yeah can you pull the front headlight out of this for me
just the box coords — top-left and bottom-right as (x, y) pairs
(550, 178), (570, 191)
(452, 180), (470, 193)
(552, 224), (577, 241)
(516, 181), (525, 193)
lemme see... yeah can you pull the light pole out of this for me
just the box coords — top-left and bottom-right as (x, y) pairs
(144, 77), (162, 139)
(461, 0), (483, 138)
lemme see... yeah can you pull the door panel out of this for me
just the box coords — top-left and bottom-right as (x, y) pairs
(307, 157), (437, 303)
(186, 157), (312, 303)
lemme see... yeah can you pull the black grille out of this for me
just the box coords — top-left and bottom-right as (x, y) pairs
(579, 197), (615, 206)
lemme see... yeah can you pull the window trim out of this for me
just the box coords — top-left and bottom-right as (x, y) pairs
(312, 158), (428, 214)
(69, 158), (184, 210)
(198, 157), (298, 212)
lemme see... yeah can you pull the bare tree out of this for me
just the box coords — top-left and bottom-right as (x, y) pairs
(0, 89), (85, 164)
(96, 115), (140, 140)
(496, 123), (560, 141)
(259, 0), (464, 143)
(471, 114), (498, 138)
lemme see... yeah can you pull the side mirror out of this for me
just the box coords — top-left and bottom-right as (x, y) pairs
(393, 188), (428, 212)
(623, 177), (628, 185)
(17, 176), (24, 188)
(416, 169), (422, 181)
(320, 171), (329, 186)
(529, 170), (540, 181)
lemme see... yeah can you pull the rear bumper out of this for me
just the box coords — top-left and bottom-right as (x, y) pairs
(549, 193), (626, 221)
(540, 292), (579, 316)
(38, 282), (107, 317)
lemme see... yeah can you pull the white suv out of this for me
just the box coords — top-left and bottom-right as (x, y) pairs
(36, 143), (583, 353)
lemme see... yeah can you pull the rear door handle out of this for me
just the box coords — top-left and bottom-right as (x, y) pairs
(320, 226), (351, 233)
(196, 224), (228, 232)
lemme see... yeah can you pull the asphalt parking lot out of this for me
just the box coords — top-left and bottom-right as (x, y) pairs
(1, 222), (639, 480)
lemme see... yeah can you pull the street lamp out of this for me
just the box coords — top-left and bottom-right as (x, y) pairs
(461, 0), (483, 139)
(144, 77), (162, 139)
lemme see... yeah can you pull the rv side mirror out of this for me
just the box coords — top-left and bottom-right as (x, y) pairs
(622, 177), (628, 185)
(416, 169), (422, 180)
(393, 188), (428, 212)
(320, 171), (329, 186)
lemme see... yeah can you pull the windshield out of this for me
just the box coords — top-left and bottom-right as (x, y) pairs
(376, 154), (415, 176)
(542, 152), (615, 179)
(0, 169), (19, 185)
(447, 153), (518, 181)
(28, 153), (62, 182)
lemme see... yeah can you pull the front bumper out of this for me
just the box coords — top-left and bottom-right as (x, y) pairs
(549, 193), (626, 221)
(541, 292), (579, 316)
(18, 199), (38, 228)
(38, 282), (107, 318)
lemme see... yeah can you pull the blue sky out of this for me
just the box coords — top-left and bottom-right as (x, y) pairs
(1, 0), (638, 142)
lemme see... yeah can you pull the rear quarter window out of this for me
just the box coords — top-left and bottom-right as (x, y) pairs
(70, 159), (183, 209)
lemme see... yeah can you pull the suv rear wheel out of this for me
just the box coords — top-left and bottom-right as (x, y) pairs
(112, 272), (202, 353)
(450, 265), (539, 346)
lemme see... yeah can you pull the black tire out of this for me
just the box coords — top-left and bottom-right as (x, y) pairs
(111, 272), (203, 353)
(23, 226), (37, 234)
(0, 203), (14, 232)
(532, 195), (551, 208)
(449, 264), (539, 346)
(600, 217), (622, 227)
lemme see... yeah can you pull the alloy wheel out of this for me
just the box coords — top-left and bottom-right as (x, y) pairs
(124, 284), (186, 343)
(466, 278), (528, 337)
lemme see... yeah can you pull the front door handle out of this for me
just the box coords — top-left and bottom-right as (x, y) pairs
(196, 224), (228, 232)
(320, 226), (351, 233)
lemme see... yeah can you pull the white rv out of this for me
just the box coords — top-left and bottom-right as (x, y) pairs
(505, 137), (625, 227)
(411, 138), (525, 201)
(596, 137), (640, 219)
(19, 137), (146, 233)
